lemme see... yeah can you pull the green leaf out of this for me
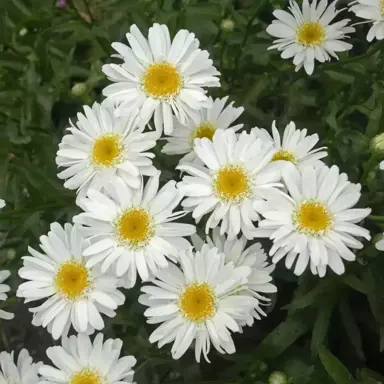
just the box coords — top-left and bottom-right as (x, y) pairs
(318, 346), (357, 384)
(339, 299), (365, 362)
(255, 315), (311, 359)
(282, 279), (334, 312)
(311, 296), (337, 358)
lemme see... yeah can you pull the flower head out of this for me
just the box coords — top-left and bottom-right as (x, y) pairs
(162, 96), (244, 165)
(102, 23), (220, 136)
(56, 101), (157, 200)
(17, 223), (125, 339)
(350, 0), (384, 41)
(74, 172), (196, 287)
(0, 199), (5, 209)
(258, 163), (371, 277)
(39, 333), (136, 384)
(195, 229), (277, 324)
(266, 0), (355, 75)
(252, 121), (327, 169)
(139, 244), (256, 362)
(178, 129), (285, 240)
(0, 349), (41, 384)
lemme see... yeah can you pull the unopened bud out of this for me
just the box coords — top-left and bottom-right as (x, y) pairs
(268, 371), (288, 384)
(220, 19), (235, 33)
(371, 133), (384, 155)
(19, 28), (28, 37)
(71, 82), (88, 97)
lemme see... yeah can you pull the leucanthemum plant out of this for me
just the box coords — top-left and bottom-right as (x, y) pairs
(178, 129), (285, 240)
(102, 23), (220, 136)
(192, 229), (277, 324)
(17, 223), (125, 340)
(266, 0), (355, 75)
(74, 172), (196, 288)
(162, 96), (244, 165)
(350, 0), (384, 41)
(56, 101), (158, 201)
(0, 349), (41, 384)
(252, 121), (327, 169)
(0, 199), (4, 209)
(39, 333), (136, 384)
(139, 244), (257, 362)
(258, 163), (371, 277)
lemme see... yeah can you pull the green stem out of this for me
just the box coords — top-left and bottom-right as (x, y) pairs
(368, 215), (384, 222)
(361, 154), (378, 182)
(231, 0), (268, 87)
(323, 40), (383, 70)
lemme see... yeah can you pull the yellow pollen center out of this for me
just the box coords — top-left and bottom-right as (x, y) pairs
(142, 62), (182, 100)
(70, 369), (102, 384)
(271, 150), (297, 164)
(381, 0), (384, 15)
(191, 122), (217, 144)
(91, 134), (123, 168)
(180, 282), (216, 322)
(55, 260), (90, 300)
(213, 165), (252, 203)
(297, 22), (325, 47)
(115, 208), (154, 249)
(294, 200), (332, 236)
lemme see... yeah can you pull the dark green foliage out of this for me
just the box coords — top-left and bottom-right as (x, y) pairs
(0, 0), (384, 382)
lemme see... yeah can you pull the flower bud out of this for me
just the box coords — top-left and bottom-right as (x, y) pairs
(371, 133), (384, 155)
(71, 82), (88, 97)
(220, 19), (235, 33)
(268, 371), (289, 384)
(19, 28), (28, 37)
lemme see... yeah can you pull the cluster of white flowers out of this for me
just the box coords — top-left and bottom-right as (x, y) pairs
(0, 10), (381, 373)
(267, 0), (384, 75)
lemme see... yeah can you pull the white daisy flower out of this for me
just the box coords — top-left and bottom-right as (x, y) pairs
(376, 234), (384, 251)
(380, 160), (384, 170)
(0, 199), (5, 209)
(0, 270), (14, 320)
(74, 172), (196, 288)
(252, 121), (327, 169)
(17, 223), (125, 340)
(139, 244), (256, 362)
(56, 101), (157, 200)
(191, 229), (277, 324)
(258, 163), (371, 277)
(0, 349), (41, 384)
(177, 129), (285, 240)
(350, 0), (384, 41)
(161, 96), (244, 165)
(102, 23), (220, 136)
(39, 332), (136, 384)
(266, 0), (355, 75)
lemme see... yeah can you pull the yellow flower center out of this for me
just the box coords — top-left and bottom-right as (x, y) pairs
(91, 134), (123, 168)
(293, 200), (333, 236)
(381, 0), (384, 15)
(297, 22), (325, 47)
(190, 122), (217, 145)
(70, 369), (102, 384)
(142, 62), (182, 100)
(179, 282), (216, 322)
(115, 208), (154, 249)
(55, 260), (90, 300)
(213, 165), (252, 203)
(271, 149), (297, 164)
